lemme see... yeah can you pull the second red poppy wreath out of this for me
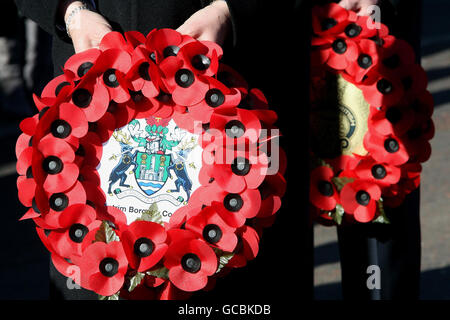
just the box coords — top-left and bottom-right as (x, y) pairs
(15, 29), (285, 299)
(309, 3), (434, 225)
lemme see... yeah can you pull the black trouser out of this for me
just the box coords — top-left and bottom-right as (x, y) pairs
(336, 0), (423, 300)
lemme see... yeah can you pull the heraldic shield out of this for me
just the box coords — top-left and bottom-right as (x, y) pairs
(135, 152), (172, 196)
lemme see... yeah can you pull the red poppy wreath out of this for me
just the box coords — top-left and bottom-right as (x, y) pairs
(15, 29), (285, 299)
(309, 3), (434, 225)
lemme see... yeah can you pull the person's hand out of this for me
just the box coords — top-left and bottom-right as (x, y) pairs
(64, 1), (112, 53)
(338, 0), (380, 16)
(176, 0), (231, 47)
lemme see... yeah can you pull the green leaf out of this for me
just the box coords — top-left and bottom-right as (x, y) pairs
(127, 272), (145, 292)
(98, 292), (120, 300)
(137, 203), (163, 225)
(331, 176), (355, 191)
(212, 247), (234, 274)
(95, 221), (120, 243)
(372, 199), (391, 224)
(331, 204), (345, 225)
(146, 267), (169, 280)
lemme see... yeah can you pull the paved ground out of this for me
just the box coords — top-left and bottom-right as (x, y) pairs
(314, 0), (450, 300)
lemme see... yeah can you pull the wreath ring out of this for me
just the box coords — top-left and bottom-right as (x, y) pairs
(309, 3), (434, 225)
(15, 29), (286, 299)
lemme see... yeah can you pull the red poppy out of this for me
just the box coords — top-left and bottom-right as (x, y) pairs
(378, 39), (415, 73)
(339, 14), (377, 41)
(64, 48), (102, 80)
(158, 56), (210, 106)
(177, 40), (222, 77)
(201, 146), (269, 193)
(397, 64), (428, 104)
(412, 90), (434, 118)
(35, 135), (79, 194)
(75, 132), (103, 167)
(124, 31), (147, 49)
(81, 180), (107, 211)
(257, 172), (286, 219)
(33, 181), (87, 229)
(106, 101), (137, 128)
(126, 90), (159, 119)
(127, 45), (161, 99)
(87, 48), (132, 104)
(340, 180), (381, 223)
(312, 3), (351, 36)
(99, 31), (135, 53)
(189, 181), (261, 228)
(157, 281), (193, 300)
(368, 103), (414, 136)
(17, 174), (36, 208)
(40, 71), (77, 100)
(16, 132), (33, 159)
(363, 131), (409, 166)
(164, 229), (217, 292)
(310, 165), (339, 211)
(188, 77), (241, 124)
(324, 154), (362, 174)
(360, 67), (404, 108)
(89, 111), (116, 143)
(70, 79), (110, 122)
(46, 204), (100, 258)
(165, 205), (192, 230)
(185, 206), (237, 252)
(120, 220), (168, 272)
(345, 39), (379, 83)
(312, 36), (359, 70)
(16, 146), (33, 177)
(227, 225), (259, 268)
(401, 116), (434, 163)
(203, 107), (262, 149)
(145, 28), (195, 64)
(353, 157), (401, 186)
(74, 241), (128, 297)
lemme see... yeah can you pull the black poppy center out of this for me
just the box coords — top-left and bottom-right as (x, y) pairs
(32, 198), (40, 213)
(191, 54), (211, 71)
(377, 79), (393, 94)
(49, 193), (69, 211)
(133, 237), (154, 257)
(156, 91), (172, 103)
(231, 157), (251, 176)
(163, 45), (180, 58)
(99, 257), (119, 277)
(203, 224), (223, 244)
(317, 180), (334, 197)
(345, 23), (362, 38)
(321, 18), (337, 31)
(77, 62), (94, 77)
(72, 88), (92, 108)
(149, 52), (156, 62)
(69, 223), (89, 243)
(175, 69), (195, 88)
(42, 156), (63, 175)
(205, 88), (225, 107)
(51, 119), (72, 139)
(384, 138), (399, 153)
(356, 190), (371, 206)
(371, 164), (387, 179)
(55, 81), (71, 96)
(103, 68), (119, 88)
(38, 106), (50, 120)
(358, 54), (373, 69)
(225, 120), (246, 139)
(332, 39), (347, 54)
(130, 90), (144, 103)
(181, 253), (201, 273)
(223, 193), (244, 212)
(138, 62), (151, 81)
(385, 107), (402, 124)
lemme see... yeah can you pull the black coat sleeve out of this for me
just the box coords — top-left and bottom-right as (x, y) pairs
(14, 0), (61, 36)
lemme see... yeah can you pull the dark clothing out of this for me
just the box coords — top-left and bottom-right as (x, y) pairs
(14, 0), (312, 302)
